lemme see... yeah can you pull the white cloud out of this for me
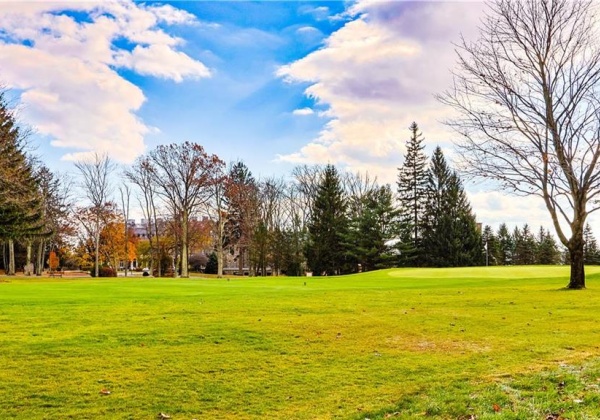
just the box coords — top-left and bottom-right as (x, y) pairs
(277, 2), (485, 185)
(0, 0), (211, 163)
(292, 107), (315, 116)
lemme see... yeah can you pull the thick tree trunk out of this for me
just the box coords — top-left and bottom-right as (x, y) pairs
(568, 235), (586, 289)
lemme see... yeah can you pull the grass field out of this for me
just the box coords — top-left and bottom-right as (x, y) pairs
(2, 266), (600, 419)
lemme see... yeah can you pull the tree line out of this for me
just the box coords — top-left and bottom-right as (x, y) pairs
(4, 87), (592, 279)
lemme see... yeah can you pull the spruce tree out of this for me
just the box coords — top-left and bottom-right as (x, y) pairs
(496, 223), (514, 265)
(583, 223), (600, 265)
(396, 122), (428, 265)
(346, 185), (400, 271)
(0, 93), (47, 274)
(422, 147), (483, 267)
(536, 226), (560, 265)
(306, 164), (349, 275)
(482, 225), (499, 266)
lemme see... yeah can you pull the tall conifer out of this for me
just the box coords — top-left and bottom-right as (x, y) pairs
(397, 122), (428, 265)
(306, 164), (348, 275)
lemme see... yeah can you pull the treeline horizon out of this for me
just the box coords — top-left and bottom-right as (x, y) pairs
(1, 90), (599, 276)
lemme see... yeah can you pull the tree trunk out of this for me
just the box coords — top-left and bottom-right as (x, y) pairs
(568, 234), (586, 289)
(36, 240), (45, 276)
(7, 239), (15, 275)
(94, 218), (100, 277)
(180, 211), (189, 278)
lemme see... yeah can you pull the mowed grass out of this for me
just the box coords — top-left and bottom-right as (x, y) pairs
(2, 267), (600, 419)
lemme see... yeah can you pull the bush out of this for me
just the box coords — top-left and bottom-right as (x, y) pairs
(204, 252), (218, 274)
(90, 266), (117, 277)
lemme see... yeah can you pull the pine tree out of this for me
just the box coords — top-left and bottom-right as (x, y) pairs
(346, 185), (400, 271)
(0, 93), (47, 274)
(583, 223), (600, 265)
(536, 226), (560, 265)
(514, 224), (536, 265)
(306, 164), (349, 275)
(496, 223), (514, 265)
(482, 225), (500, 266)
(422, 147), (483, 267)
(397, 122), (428, 265)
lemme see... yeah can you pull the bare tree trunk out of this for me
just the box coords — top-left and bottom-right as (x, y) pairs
(7, 239), (15, 275)
(94, 219), (100, 277)
(36, 239), (44, 276)
(25, 241), (33, 275)
(180, 210), (189, 278)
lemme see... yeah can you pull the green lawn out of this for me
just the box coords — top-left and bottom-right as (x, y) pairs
(2, 266), (600, 419)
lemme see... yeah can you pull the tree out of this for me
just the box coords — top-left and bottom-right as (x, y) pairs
(346, 184), (400, 271)
(583, 223), (600, 265)
(537, 226), (560, 265)
(397, 122), (428, 265)
(225, 161), (259, 275)
(146, 142), (224, 278)
(306, 164), (349, 275)
(75, 153), (115, 278)
(481, 225), (499, 266)
(422, 147), (483, 267)
(0, 93), (47, 275)
(513, 224), (536, 265)
(496, 223), (514, 265)
(440, 0), (600, 288)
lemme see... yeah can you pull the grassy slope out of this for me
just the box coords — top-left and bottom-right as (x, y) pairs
(1, 266), (600, 419)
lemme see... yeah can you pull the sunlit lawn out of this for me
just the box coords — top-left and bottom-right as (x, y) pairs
(2, 266), (600, 419)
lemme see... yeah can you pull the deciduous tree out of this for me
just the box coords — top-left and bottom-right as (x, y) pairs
(440, 0), (600, 288)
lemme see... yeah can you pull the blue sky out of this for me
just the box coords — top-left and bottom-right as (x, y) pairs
(0, 0), (594, 234)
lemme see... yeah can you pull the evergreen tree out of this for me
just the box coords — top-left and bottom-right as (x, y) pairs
(481, 225), (499, 266)
(496, 223), (514, 265)
(0, 93), (47, 274)
(345, 185), (400, 272)
(583, 223), (600, 265)
(536, 226), (560, 265)
(306, 164), (349, 275)
(514, 224), (536, 265)
(396, 122), (428, 265)
(422, 147), (483, 267)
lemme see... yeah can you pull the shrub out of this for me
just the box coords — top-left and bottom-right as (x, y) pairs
(90, 266), (117, 277)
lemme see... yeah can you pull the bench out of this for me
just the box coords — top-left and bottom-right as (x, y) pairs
(49, 270), (63, 277)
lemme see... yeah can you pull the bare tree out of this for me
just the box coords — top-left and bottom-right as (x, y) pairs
(75, 153), (115, 277)
(439, 0), (600, 288)
(125, 156), (163, 276)
(119, 183), (131, 276)
(147, 142), (224, 278)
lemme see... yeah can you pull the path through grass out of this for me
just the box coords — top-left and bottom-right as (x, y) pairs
(1, 266), (600, 419)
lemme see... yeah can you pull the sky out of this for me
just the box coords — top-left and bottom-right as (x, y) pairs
(0, 0), (596, 235)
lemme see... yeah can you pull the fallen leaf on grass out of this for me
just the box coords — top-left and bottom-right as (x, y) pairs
(157, 413), (171, 419)
(492, 403), (501, 412)
(99, 388), (111, 395)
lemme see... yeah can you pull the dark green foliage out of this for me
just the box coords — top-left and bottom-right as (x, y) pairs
(496, 223), (514, 265)
(306, 164), (349, 275)
(421, 147), (483, 267)
(204, 252), (218, 274)
(537, 226), (561, 265)
(513, 224), (537, 265)
(345, 185), (400, 272)
(583, 224), (600, 265)
(482, 225), (500, 265)
(396, 122), (428, 265)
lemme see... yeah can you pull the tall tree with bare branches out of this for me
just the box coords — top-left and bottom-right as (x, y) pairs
(75, 153), (115, 277)
(146, 142), (224, 278)
(439, 0), (600, 288)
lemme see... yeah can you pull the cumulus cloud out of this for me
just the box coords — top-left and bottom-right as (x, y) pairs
(0, 0), (211, 163)
(277, 1), (484, 184)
